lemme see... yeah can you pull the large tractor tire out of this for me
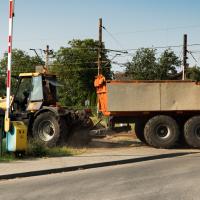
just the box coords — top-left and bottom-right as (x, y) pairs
(144, 115), (180, 149)
(134, 120), (147, 144)
(32, 112), (68, 147)
(184, 116), (200, 148)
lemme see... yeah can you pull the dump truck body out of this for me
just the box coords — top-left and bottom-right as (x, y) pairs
(108, 81), (200, 112)
(95, 75), (200, 115)
(95, 75), (200, 149)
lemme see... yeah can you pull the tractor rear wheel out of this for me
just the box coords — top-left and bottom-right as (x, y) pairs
(32, 112), (68, 147)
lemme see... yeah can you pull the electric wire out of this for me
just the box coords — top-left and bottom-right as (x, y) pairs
(114, 25), (200, 35)
(102, 26), (128, 53)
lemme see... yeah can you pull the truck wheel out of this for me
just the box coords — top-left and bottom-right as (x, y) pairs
(32, 112), (66, 147)
(184, 116), (200, 148)
(144, 115), (180, 148)
(134, 120), (147, 143)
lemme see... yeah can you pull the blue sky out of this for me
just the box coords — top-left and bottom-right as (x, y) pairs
(1, 0), (200, 70)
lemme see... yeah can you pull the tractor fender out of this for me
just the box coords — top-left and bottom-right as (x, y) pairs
(33, 106), (67, 119)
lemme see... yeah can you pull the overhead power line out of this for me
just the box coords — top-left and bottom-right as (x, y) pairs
(114, 25), (200, 35)
(102, 26), (128, 53)
(188, 51), (198, 63)
(124, 43), (200, 52)
(39, 43), (200, 54)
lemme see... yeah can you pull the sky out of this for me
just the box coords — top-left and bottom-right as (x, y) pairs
(1, 0), (200, 71)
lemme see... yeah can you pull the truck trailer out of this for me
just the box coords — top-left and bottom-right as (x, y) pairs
(95, 74), (200, 148)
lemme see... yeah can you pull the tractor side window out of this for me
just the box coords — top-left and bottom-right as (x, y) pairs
(30, 76), (43, 101)
(15, 78), (32, 103)
(14, 78), (32, 111)
(43, 77), (58, 105)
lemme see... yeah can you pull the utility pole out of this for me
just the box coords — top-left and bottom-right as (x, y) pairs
(182, 34), (188, 80)
(43, 45), (53, 71)
(30, 46), (53, 72)
(98, 18), (103, 75)
(44, 45), (49, 71)
(97, 18), (103, 117)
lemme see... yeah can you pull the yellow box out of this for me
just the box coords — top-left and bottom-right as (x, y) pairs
(6, 121), (27, 152)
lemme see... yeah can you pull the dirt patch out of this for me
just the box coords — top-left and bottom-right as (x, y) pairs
(88, 131), (145, 149)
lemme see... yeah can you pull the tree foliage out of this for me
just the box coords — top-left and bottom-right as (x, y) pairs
(0, 49), (42, 96)
(126, 48), (181, 80)
(51, 39), (112, 106)
(187, 67), (200, 81)
(0, 49), (42, 75)
(126, 48), (157, 80)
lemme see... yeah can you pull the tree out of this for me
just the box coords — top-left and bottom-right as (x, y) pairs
(187, 66), (200, 81)
(126, 48), (181, 80)
(51, 39), (112, 106)
(0, 49), (43, 75)
(0, 77), (5, 96)
(126, 48), (157, 80)
(0, 49), (42, 96)
(157, 49), (181, 79)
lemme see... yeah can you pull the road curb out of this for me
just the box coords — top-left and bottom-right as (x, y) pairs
(0, 152), (194, 180)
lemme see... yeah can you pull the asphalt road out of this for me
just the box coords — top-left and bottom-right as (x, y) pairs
(1, 153), (200, 200)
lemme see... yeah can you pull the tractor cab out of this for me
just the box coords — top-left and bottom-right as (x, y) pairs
(12, 73), (58, 113)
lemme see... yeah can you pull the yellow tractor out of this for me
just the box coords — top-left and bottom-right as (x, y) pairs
(0, 72), (92, 147)
(0, 1), (92, 149)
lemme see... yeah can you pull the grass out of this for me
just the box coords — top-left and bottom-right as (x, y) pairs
(0, 138), (86, 162)
(45, 146), (86, 157)
(27, 140), (86, 158)
(0, 154), (15, 162)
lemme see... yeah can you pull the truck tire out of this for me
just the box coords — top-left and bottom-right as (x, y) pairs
(32, 112), (67, 147)
(144, 115), (180, 148)
(184, 116), (200, 148)
(134, 120), (147, 143)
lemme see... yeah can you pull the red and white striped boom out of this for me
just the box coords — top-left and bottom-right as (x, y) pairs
(5, 0), (14, 132)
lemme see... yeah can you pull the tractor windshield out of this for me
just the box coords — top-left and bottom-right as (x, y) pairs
(30, 76), (43, 101)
